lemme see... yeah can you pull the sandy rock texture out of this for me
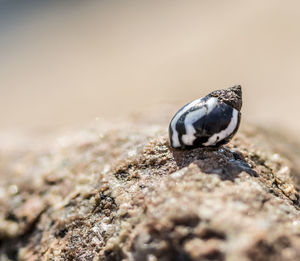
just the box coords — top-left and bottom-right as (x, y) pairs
(0, 118), (300, 261)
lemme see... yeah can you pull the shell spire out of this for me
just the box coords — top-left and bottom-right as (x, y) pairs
(208, 85), (242, 111)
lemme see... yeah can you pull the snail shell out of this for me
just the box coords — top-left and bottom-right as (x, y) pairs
(169, 85), (242, 149)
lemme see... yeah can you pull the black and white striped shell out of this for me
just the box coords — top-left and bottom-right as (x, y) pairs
(169, 85), (242, 149)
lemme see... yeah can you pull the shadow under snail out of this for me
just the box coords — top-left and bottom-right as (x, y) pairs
(169, 85), (242, 149)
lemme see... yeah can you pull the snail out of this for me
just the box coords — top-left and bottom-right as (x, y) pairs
(169, 85), (242, 149)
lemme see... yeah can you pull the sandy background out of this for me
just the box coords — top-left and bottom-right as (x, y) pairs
(0, 0), (300, 138)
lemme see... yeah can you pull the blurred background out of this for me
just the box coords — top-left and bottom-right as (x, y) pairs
(1, 0), (300, 138)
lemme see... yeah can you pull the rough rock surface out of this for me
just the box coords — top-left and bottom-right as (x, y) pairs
(0, 116), (300, 261)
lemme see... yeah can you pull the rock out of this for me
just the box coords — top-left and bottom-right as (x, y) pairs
(0, 117), (300, 261)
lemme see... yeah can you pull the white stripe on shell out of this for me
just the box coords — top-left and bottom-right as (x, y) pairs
(203, 108), (238, 146)
(181, 97), (218, 145)
(170, 98), (203, 148)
